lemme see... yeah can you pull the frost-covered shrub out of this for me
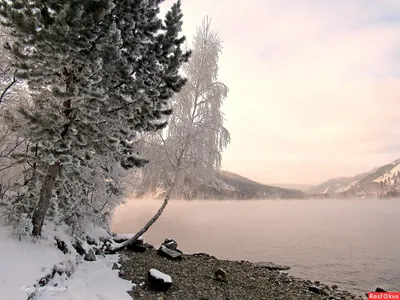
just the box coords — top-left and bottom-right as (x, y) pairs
(13, 213), (33, 240)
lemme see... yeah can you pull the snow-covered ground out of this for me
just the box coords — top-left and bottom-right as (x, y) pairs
(0, 224), (66, 300)
(38, 254), (133, 300)
(0, 223), (133, 300)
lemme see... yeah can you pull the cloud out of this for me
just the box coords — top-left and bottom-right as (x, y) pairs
(160, 0), (400, 184)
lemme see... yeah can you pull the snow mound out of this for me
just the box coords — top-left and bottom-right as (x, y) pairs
(1, 222), (132, 300)
(84, 223), (110, 243)
(0, 225), (68, 300)
(38, 254), (133, 300)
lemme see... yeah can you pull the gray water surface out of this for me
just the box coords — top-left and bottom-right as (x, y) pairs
(112, 198), (400, 294)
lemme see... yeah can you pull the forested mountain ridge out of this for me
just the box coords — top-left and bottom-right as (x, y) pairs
(309, 159), (400, 197)
(203, 171), (306, 199)
(135, 170), (306, 200)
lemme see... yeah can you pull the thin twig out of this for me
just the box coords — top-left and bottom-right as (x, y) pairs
(0, 70), (17, 105)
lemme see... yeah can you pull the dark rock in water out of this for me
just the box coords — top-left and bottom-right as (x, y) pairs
(148, 268), (172, 292)
(127, 242), (147, 253)
(331, 284), (338, 290)
(193, 253), (211, 257)
(255, 262), (291, 271)
(157, 245), (183, 260)
(314, 280), (320, 285)
(73, 241), (86, 256)
(162, 238), (178, 250)
(55, 237), (68, 254)
(193, 253), (217, 259)
(136, 239), (144, 246)
(84, 249), (96, 261)
(144, 242), (154, 249)
(308, 285), (327, 295)
(112, 262), (120, 270)
(375, 287), (387, 292)
(214, 268), (228, 282)
(125, 236), (147, 252)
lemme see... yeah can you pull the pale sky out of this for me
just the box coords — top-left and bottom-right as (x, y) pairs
(161, 0), (400, 185)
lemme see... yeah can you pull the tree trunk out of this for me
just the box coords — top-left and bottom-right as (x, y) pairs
(31, 74), (73, 236)
(118, 194), (170, 249)
(32, 161), (61, 236)
(115, 175), (178, 250)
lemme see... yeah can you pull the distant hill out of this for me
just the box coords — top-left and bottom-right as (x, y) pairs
(308, 159), (400, 197)
(194, 171), (306, 199)
(274, 183), (313, 192)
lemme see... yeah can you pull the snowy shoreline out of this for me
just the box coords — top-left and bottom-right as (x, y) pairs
(0, 224), (379, 300)
(0, 224), (134, 300)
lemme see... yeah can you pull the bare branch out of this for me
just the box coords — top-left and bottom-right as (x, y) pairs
(0, 69), (17, 106)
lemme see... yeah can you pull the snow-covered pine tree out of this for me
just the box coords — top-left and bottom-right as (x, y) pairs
(0, 0), (189, 235)
(136, 17), (230, 199)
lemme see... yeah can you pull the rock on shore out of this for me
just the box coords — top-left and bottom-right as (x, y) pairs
(148, 268), (173, 292)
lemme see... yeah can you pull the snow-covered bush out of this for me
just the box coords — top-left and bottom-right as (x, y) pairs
(13, 213), (33, 240)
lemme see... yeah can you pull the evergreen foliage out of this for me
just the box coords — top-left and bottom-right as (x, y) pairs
(0, 0), (189, 235)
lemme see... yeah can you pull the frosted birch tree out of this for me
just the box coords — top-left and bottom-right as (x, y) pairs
(137, 17), (230, 199)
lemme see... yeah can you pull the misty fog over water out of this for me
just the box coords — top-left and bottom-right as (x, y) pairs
(112, 198), (400, 294)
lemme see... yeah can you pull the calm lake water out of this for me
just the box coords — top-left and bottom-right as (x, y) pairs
(112, 198), (400, 294)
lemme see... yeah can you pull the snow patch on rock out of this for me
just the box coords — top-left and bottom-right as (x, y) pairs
(149, 268), (172, 283)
